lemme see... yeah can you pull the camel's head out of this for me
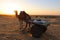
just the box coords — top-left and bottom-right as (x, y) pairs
(14, 10), (18, 14)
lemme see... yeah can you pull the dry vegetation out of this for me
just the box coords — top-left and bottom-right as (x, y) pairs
(0, 15), (60, 40)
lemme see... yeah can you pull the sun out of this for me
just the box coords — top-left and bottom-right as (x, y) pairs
(2, 3), (23, 15)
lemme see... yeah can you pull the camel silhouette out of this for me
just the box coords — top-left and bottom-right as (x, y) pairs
(14, 10), (31, 31)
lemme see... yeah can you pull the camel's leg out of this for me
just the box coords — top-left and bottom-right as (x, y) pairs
(19, 20), (24, 30)
(29, 23), (30, 28)
(23, 23), (31, 32)
(25, 23), (27, 29)
(27, 23), (31, 31)
(24, 23), (28, 30)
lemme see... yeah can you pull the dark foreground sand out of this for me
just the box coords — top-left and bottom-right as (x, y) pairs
(0, 15), (60, 40)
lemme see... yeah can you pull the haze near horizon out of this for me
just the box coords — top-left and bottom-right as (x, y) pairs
(0, 0), (60, 15)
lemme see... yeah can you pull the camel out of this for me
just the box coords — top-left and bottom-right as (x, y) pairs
(14, 10), (31, 31)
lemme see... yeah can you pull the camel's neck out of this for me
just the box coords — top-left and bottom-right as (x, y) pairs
(15, 11), (19, 18)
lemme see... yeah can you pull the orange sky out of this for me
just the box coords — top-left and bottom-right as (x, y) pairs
(0, 0), (60, 15)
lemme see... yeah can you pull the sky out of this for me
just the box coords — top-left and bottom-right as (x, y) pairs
(0, 0), (60, 15)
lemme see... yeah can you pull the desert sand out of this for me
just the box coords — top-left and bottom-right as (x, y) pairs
(0, 15), (60, 40)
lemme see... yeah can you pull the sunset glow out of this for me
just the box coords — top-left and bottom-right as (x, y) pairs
(3, 4), (17, 15)
(0, 2), (24, 15)
(0, 0), (60, 15)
